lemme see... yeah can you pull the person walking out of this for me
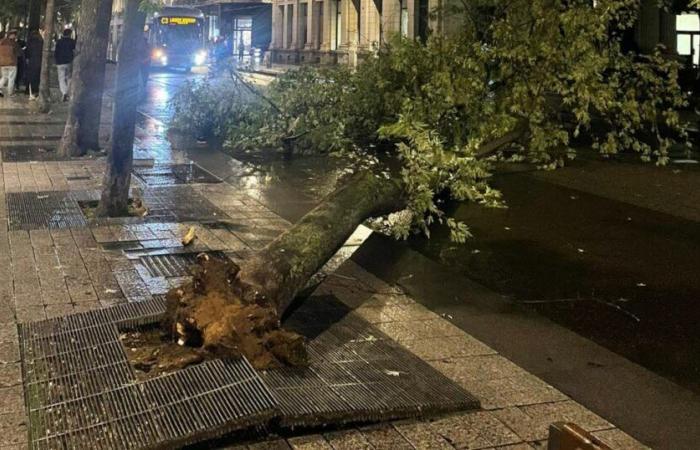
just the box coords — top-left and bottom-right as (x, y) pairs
(54, 28), (75, 101)
(0, 29), (20, 98)
(25, 30), (43, 100)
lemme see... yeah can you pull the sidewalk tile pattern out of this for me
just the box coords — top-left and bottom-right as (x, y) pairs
(0, 99), (651, 450)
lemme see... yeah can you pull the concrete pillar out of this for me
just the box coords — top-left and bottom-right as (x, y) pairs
(283, 3), (290, 48)
(306, 1), (316, 49)
(406, 0), (416, 39)
(381, 0), (401, 42)
(292, 0), (300, 48)
(321, 0), (332, 50)
(271, 3), (283, 49)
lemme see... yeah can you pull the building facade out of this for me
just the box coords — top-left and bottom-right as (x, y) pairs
(269, 0), (446, 64)
(196, 1), (272, 57)
(268, 0), (689, 66)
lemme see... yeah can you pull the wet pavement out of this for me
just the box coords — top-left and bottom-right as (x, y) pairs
(0, 69), (660, 449)
(408, 168), (700, 394)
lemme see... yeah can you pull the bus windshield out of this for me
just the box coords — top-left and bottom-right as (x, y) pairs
(153, 18), (202, 48)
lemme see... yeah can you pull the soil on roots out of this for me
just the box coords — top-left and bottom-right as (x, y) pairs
(152, 253), (309, 372)
(121, 327), (204, 381)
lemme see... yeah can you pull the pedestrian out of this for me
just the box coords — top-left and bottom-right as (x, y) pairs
(24, 30), (43, 100)
(0, 29), (20, 98)
(238, 37), (245, 60)
(15, 35), (26, 93)
(138, 33), (151, 97)
(54, 28), (76, 101)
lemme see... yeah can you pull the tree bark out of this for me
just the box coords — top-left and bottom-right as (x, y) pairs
(96, 0), (145, 216)
(58, 0), (115, 157)
(36, 0), (54, 113)
(238, 171), (405, 315)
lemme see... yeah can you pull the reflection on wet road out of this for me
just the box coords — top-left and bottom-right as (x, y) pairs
(135, 70), (344, 222)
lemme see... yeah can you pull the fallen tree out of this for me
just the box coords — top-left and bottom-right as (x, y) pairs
(163, 0), (687, 368)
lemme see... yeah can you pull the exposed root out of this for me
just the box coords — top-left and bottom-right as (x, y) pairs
(161, 253), (308, 370)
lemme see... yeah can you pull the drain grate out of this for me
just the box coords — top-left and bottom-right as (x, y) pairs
(133, 163), (221, 186)
(138, 251), (226, 277)
(19, 296), (479, 448)
(138, 186), (227, 223)
(7, 191), (88, 230)
(0, 135), (62, 142)
(1, 145), (61, 162)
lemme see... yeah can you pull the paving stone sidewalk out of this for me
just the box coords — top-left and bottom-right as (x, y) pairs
(0, 97), (650, 449)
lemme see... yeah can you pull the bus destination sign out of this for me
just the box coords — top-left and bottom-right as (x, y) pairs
(160, 17), (197, 25)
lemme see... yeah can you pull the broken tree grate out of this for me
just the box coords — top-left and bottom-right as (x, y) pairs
(19, 296), (479, 449)
(133, 163), (222, 186)
(265, 296), (480, 427)
(19, 299), (277, 450)
(7, 191), (88, 230)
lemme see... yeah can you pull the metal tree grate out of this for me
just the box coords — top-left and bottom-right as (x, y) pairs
(133, 163), (222, 186)
(137, 251), (226, 278)
(265, 296), (480, 427)
(136, 186), (227, 223)
(0, 145), (62, 162)
(19, 298), (277, 450)
(7, 191), (88, 230)
(19, 296), (479, 449)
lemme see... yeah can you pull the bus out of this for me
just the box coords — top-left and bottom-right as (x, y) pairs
(148, 6), (208, 70)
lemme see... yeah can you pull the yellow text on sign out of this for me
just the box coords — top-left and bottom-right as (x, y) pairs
(160, 17), (197, 25)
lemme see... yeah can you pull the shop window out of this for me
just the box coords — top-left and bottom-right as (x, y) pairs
(677, 14), (700, 66)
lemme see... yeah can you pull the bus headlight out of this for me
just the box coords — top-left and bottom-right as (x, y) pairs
(194, 50), (207, 66)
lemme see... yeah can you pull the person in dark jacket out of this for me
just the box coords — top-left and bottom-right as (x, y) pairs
(24, 30), (43, 100)
(54, 28), (75, 101)
(15, 37), (26, 93)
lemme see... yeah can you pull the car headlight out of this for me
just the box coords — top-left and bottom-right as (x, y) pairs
(152, 48), (164, 59)
(194, 50), (207, 66)
(160, 55), (168, 65)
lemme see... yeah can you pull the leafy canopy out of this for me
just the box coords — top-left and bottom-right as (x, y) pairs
(172, 0), (687, 242)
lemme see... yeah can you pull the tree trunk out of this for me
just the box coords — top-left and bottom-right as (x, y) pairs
(58, 0), (115, 157)
(239, 172), (404, 315)
(96, 0), (145, 216)
(36, 0), (54, 113)
(27, 0), (42, 31)
(163, 171), (405, 368)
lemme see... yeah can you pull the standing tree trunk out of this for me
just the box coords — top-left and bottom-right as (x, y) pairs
(58, 0), (115, 157)
(36, 0), (55, 113)
(96, 0), (145, 216)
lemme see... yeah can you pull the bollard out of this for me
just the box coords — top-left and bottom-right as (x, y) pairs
(547, 422), (612, 450)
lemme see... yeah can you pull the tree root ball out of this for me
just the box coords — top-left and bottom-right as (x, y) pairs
(162, 253), (308, 370)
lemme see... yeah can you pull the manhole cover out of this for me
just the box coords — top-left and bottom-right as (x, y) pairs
(133, 163), (221, 186)
(6, 191), (88, 230)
